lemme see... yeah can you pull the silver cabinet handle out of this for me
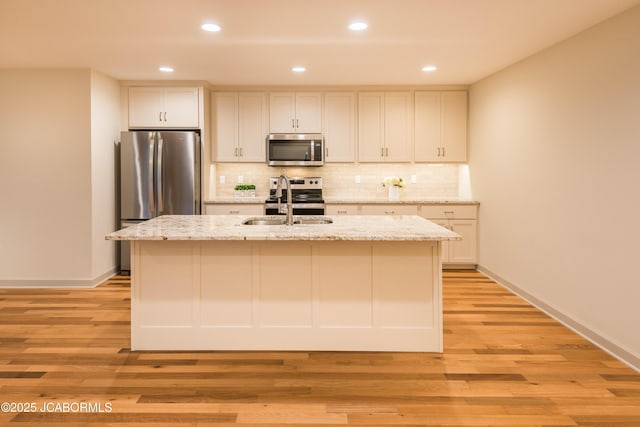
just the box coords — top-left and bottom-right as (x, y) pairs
(296, 119), (299, 128)
(381, 147), (384, 157)
(291, 118), (295, 129)
(229, 210), (240, 214)
(239, 147), (243, 157)
(385, 147), (389, 157)
(442, 146), (445, 157)
(337, 210), (347, 214)
(384, 210), (395, 215)
(159, 112), (162, 122)
(437, 147), (441, 157)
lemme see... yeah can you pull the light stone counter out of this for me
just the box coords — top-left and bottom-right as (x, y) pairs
(106, 214), (460, 242)
(203, 197), (479, 205)
(324, 198), (479, 205)
(204, 197), (265, 204)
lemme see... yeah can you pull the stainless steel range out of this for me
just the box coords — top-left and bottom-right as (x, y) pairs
(264, 177), (325, 215)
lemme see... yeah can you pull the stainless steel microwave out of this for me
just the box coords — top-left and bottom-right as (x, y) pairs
(267, 134), (324, 167)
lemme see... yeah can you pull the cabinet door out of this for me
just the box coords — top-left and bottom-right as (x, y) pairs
(162, 87), (200, 127)
(429, 219), (451, 262)
(448, 219), (477, 264)
(326, 204), (359, 215)
(384, 92), (412, 162)
(440, 91), (467, 162)
(295, 92), (322, 133)
(414, 91), (441, 162)
(205, 204), (264, 215)
(269, 92), (296, 133)
(213, 93), (239, 162)
(238, 92), (267, 161)
(128, 87), (164, 127)
(360, 204), (418, 215)
(323, 92), (356, 162)
(358, 92), (385, 162)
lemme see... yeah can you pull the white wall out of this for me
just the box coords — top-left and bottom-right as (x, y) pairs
(90, 71), (121, 279)
(0, 69), (120, 285)
(469, 5), (640, 368)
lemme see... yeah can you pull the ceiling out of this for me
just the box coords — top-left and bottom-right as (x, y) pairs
(1, 0), (638, 86)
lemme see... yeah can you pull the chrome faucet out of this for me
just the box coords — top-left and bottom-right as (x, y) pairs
(275, 174), (294, 225)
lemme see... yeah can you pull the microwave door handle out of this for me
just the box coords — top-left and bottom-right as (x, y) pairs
(310, 140), (315, 161)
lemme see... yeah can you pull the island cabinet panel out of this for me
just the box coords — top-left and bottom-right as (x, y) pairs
(258, 243), (313, 327)
(133, 241), (196, 328)
(316, 243), (373, 327)
(200, 242), (253, 327)
(130, 240), (442, 352)
(374, 243), (436, 328)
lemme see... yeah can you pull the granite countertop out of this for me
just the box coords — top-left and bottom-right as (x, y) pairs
(204, 197), (265, 204)
(106, 215), (461, 242)
(322, 198), (479, 205)
(204, 197), (479, 205)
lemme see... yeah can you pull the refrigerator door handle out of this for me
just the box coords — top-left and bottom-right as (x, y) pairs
(156, 135), (164, 215)
(147, 136), (156, 218)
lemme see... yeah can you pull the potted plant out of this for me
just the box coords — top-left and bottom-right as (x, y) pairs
(234, 184), (256, 198)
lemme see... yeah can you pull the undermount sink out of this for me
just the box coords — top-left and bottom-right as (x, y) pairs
(294, 217), (333, 225)
(241, 216), (333, 226)
(242, 217), (286, 226)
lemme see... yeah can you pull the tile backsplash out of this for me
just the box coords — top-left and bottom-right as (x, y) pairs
(209, 163), (467, 200)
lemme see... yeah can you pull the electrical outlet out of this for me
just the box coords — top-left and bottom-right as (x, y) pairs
(411, 175), (417, 184)
(237, 175), (244, 183)
(355, 175), (361, 184)
(219, 175), (226, 184)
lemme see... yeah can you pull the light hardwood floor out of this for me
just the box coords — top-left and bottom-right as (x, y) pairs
(0, 270), (639, 426)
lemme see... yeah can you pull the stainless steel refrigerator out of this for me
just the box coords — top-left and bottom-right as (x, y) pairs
(119, 130), (201, 271)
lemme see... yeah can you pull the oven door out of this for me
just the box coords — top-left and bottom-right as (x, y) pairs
(265, 203), (325, 215)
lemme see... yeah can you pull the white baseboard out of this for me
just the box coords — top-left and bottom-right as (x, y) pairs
(0, 267), (119, 289)
(478, 265), (640, 373)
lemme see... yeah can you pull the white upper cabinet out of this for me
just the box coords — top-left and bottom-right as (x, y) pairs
(323, 92), (356, 162)
(269, 92), (322, 133)
(414, 91), (467, 162)
(213, 92), (267, 162)
(128, 87), (200, 128)
(358, 92), (412, 162)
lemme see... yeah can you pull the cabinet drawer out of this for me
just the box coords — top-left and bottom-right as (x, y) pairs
(205, 204), (264, 215)
(420, 204), (477, 219)
(326, 204), (359, 215)
(360, 204), (418, 216)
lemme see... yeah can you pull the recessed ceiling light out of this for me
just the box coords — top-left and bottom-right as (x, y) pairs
(422, 65), (438, 72)
(292, 66), (306, 73)
(201, 23), (221, 32)
(348, 21), (368, 31)
(159, 66), (174, 73)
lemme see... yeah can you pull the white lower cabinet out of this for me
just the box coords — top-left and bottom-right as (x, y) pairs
(420, 205), (477, 265)
(326, 204), (359, 215)
(325, 202), (478, 267)
(205, 204), (264, 215)
(360, 204), (418, 215)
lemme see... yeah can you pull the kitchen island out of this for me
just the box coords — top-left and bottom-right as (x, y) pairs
(106, 215), (459, 352)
